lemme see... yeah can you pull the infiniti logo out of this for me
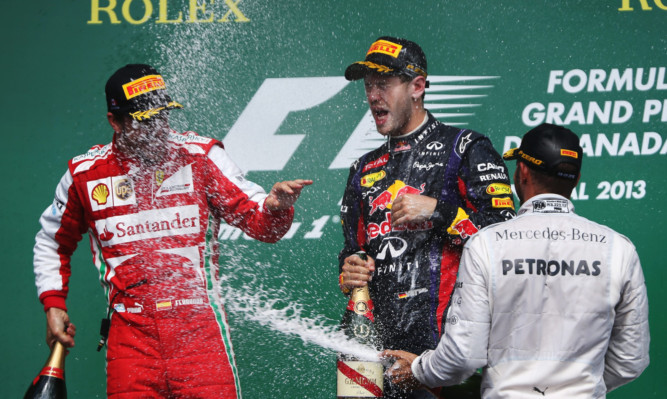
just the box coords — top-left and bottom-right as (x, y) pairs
(376, 237), (408, 260)
(426, 141), (443, 150)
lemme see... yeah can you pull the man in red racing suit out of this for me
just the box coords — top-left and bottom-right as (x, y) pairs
(33, 64), (312, 398)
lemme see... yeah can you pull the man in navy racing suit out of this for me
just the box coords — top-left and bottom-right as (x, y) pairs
(338, 36), (515, 398)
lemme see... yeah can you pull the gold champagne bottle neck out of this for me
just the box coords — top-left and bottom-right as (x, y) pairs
(350, 286), (370, 302)
(45, 342), (66, 369)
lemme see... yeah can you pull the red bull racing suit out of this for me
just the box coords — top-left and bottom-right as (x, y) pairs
(33, 131), (293, 398)
(339, 112), (515, 360)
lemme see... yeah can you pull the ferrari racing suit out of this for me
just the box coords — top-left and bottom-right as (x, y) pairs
(412, 194), (650, 398)
(339, 112), (515, 357)
(33, 131), (294, 398)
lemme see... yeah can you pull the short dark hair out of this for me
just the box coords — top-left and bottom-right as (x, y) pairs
(398, 74), (427, 101)
(522, 160), (579, 198)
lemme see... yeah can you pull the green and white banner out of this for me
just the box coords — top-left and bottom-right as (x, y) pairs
(2, 1), (664, 397)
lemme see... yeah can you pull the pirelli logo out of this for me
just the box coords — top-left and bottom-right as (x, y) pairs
(123, 74), (166, 100)
(561, 149), (579, 158)
(492, 197), (515, 209)
(367, 39), (402, 58)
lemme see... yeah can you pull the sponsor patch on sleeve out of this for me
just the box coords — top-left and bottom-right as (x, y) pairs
(360, 170), (386, 187)
(492, 197), (515, 209)
(447, 208), (479, 239)
(486, 183), (512, 195)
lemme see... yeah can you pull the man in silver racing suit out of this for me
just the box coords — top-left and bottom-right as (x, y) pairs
(384, 123), (650, 398)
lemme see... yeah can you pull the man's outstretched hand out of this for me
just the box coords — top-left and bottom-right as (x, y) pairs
(264, 179), (313, 211)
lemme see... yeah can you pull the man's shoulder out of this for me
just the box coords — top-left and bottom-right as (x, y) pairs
(167, 131), (222, 148)
(428, 123), (489, 153)
(351, 145), (388, 173)
(571, 213), (637, 249)
(69, 143), (114, 175)
(167, 131), (221, 154)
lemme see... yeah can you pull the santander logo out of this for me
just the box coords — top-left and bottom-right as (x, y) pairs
(99, 226), (114, 241)
(95, 205), (200, 246)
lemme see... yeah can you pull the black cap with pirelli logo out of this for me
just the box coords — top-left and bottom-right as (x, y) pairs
(105, 64), (183, 122)
(503, 123), (583, 180)
(345, 36), (428, 82)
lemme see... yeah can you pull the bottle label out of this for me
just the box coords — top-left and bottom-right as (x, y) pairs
(347, 298), (375, 322)
(39, 366), (64, 380)
(337, 360), (383, 397)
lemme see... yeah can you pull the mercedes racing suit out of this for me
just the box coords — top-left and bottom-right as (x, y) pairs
(339, 112), (515, 358)
(412, 194), (650, 398)
(33, 131), (293, 398)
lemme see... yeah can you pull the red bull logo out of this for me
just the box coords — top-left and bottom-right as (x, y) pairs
(452, 218), (478, 239)
(368, 180), (425, 215)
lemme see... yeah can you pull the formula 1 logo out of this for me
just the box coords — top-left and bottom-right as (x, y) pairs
(222, 75), (498, 172)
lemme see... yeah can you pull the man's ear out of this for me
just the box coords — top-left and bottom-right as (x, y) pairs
(515, 162), (527, 181)
(410, 76), (426, 100)
(107, 112), (122, 133)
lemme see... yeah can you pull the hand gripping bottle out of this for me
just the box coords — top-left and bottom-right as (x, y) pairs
(337, 252), (383, 398)
(24, 341), (67, 399)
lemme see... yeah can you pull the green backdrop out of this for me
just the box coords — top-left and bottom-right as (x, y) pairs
(2, 1), (665, 397)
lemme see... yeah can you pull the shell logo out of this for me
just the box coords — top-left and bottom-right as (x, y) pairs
(92, 183), (110, 205)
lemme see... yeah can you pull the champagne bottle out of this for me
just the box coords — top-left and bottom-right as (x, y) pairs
(24, 342), (67, 399)
(337, 252), (384, 398)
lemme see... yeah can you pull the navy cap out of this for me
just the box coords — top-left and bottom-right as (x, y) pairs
(345, 36), (428, 82)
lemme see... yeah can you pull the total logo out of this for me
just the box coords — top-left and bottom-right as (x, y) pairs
(222, 76), (498, 172)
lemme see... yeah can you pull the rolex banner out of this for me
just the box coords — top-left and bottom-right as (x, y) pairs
(2, 1), (665, 397)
